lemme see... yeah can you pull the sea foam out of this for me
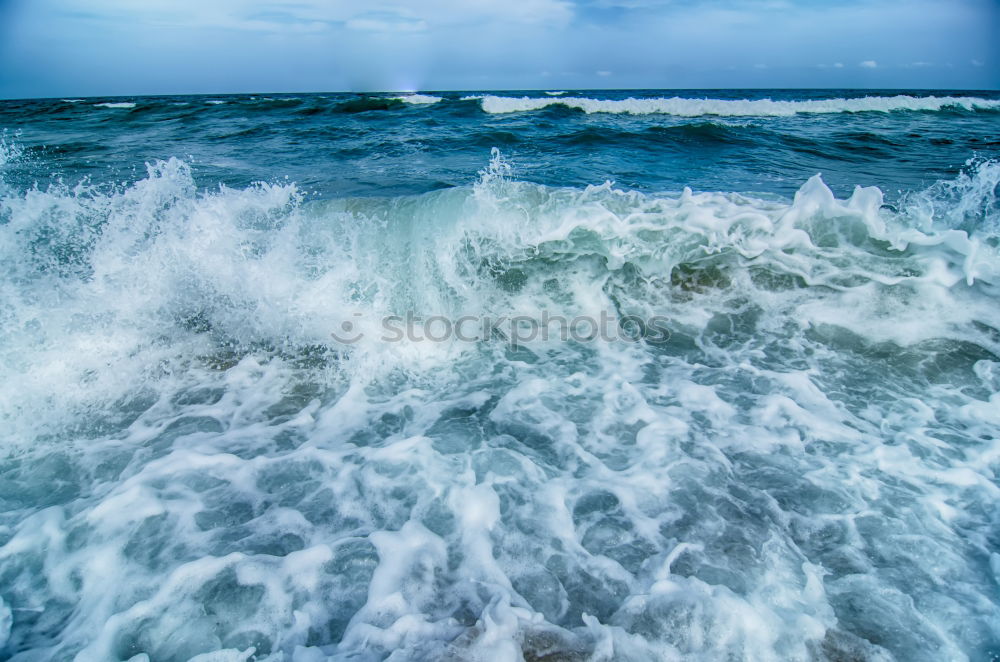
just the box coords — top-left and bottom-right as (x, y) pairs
(1, 143), (998, 661)
(394, 94), (444, 105)
(479, 94), (1000, 116)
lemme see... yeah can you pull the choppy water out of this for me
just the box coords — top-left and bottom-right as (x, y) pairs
(1, 90), (999, 661)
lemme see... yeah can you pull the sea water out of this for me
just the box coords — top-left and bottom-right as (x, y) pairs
(0, 90), (999, 661)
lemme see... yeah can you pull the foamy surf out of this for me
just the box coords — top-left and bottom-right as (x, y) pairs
(1, 86), (999, 661)
(479, 94), (1000, 116)
(394, 94), (444, 105)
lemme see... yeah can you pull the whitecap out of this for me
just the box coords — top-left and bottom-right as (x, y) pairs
(394, 94), (444, 105)
(479, 94), (1000, 116)
(2, 147), (999, 661)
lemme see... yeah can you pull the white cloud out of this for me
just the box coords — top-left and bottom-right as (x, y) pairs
(47, 0), (575, 31)
(346, 12), (427, 33)
(5, 0), (996, 96)
(588, 0), (671, 7)
(596, 70), (612, 77)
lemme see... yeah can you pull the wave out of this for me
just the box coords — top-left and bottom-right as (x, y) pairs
(552, 122), (748, 148)
(479, 94), (1000, 116)
(2, 142), (999, 660)
(92, 102), (136, 109)
(1, 145), (997, 444)
(394, 94), (444, 105)
(331, 97), (406, 113)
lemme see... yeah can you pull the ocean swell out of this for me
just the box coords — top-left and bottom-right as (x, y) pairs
(479, 94), (1000, 116)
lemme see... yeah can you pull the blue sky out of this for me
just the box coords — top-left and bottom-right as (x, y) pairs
(0, 0), (996, 98)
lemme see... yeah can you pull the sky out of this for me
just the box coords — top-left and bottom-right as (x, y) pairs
(0, 0), (997, 98)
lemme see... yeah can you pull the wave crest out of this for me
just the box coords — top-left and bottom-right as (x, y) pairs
(479, 94), (1000, 116)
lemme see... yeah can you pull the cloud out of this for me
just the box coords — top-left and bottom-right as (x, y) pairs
(587, 0), (672, 7)
(345, 12), (427, 33)
(1, 0), (997, 96)
(41, 0), (574, 32)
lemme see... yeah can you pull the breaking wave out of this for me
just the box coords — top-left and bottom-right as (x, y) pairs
(92, 102), (137, 109)
(1, 139), (999, 660)
(478, 94), (1000, 116)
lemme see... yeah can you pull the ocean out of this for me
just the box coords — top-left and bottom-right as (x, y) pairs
(0, 89), (999, 661)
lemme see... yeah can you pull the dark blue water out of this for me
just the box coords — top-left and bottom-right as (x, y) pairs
(0, 90), (999, 662)
(1, 89), (998, 198)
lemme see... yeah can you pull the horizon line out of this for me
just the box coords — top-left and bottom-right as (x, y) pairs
(2, 86), (999, 102)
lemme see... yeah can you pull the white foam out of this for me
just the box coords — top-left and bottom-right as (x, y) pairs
(1, 148), (999, 661)
(479, 94), (1000, 116)
(0, 134), (23, 169)
(394, 94), (444, 105)
(0, 597), (11, 649)
(93, 102), (136, 109)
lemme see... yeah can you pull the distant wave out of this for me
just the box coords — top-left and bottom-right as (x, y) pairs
(394, 94), (444, 105)
(332, 97), (405, 113)
(544, 90), (567, 96)
(479, 94), (1000, 116)
(93, 102), (136, 109)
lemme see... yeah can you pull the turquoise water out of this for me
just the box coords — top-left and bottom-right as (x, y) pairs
(0, 90), (999, 661)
